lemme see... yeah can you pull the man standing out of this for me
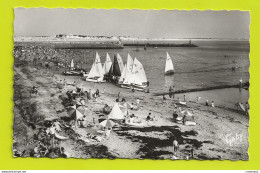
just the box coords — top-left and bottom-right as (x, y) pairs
(173, 138), (179, 153)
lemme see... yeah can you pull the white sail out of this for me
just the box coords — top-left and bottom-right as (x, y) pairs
(87, 52), (104, 79)
(165, 52), (174, 73)
(123, 57), (147, 86)
(116, 53), (125, 73)
(133, 58), (147, 84)
(70, 59), (74, 69)
(126, 54), (134, 72)
(119, 64), (127, 83)
(103, 53), (112, 75)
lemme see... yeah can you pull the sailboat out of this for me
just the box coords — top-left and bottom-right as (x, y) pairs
(118, 54), (134, 84)
(164, 52), (174, 75)
(63, 59), (82, 76)
(107, 54), (123, 77)
(121, 57), (149, 92)
(116, 53), (125, 73)
(103, 53), (112, 75)
(86, 52), (105, 83)
(70, 59), (74, 70)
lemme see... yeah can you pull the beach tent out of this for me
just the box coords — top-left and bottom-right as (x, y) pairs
(57, 82), (65, 90)
(183, 110), (193, 116)
(103, 53), (112, 75)
(165, 52), (174, 75)
(98, 118), (115, 128)
(119, 104), (128, 115)
(123, 102), (132, 109)
(86, 52), (104, 82)
(108, 103), (125, 119)
(67, 104), (85, 120)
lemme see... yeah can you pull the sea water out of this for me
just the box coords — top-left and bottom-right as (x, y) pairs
(69, 40), (250, 108)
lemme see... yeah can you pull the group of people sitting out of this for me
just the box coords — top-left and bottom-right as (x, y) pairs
(146, 112), (158, 122)
(172, 105), (196, 126)
(205, 100), (215, 107)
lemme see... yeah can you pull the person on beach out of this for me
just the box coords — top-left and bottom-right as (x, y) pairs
(190, 146), (194, 159)
(169, 87), (173, 98)
(172, 86), (175, 98)
(205, 100), (209, 106)
(96, 89), (100, 97)
(63, 78), (67, 86)
(146, 113), (152, 121)
(136, 98), (140, 108)
(93, 92), (97, 102)
(105, 128), (112, 138)
(211, 101), (215, 107)
(121, 97), (126, 103)
(239, 78), (243, 88)
(163, 95), (167, 104)
(130, 84), (135, 92)
(169, 86), (173, 93)
(183, 95), (186, 102)
(173, 138), (179, 153)
(196, 96), (201, 103)
(130, 103), (134, 110)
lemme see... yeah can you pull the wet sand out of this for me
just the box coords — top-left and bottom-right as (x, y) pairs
(12, 60), (249, 160)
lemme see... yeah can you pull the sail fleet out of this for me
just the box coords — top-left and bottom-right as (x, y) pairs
(68, 51), (175, 92)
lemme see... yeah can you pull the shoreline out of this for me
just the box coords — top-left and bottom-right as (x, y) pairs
(13, 60), (249, 160)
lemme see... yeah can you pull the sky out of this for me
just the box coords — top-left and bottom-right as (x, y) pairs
(14, 8), (250, 39)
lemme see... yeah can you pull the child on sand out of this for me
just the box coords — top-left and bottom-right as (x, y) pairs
(196, 96), (201, 103)
(205, 100), (209, 106)
(163, 95), (167, 104)
(136, 98), (140, 108)
(146, 113), (152, 121)
(211, 101), (215, 107)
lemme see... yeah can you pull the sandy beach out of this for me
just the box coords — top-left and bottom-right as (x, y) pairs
(13, 57), (249, 160)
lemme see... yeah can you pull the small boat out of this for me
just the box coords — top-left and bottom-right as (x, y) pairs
(120, 57), (149, 92)
(165, 52), (174, 75)
(63, 70), (82, 76)
(70, 59), (75, 70)
(102, 53), (113, 75)
(116, 53), (125, 73)
(86, 52), (106, 83)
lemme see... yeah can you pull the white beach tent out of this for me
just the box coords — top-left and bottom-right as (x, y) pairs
(108, 103), (125, 120)
(165, 52), (174, 75)
(103, 53), (112, 75)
